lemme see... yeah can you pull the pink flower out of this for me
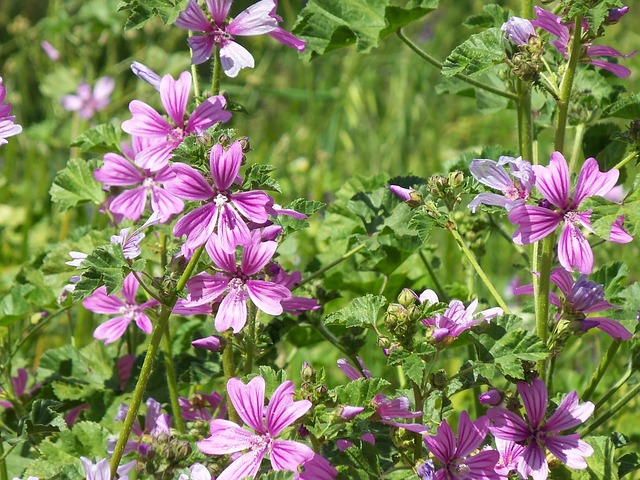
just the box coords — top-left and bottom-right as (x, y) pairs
(81, 457), (136, 480)
(110, 212), (163, 259)
(514, 268), (632, 340)
(508, 152), (631, 274)
(121, 71), (231, 170)
(175, 0), (306, 77)
(267, 265), (320, 315)
(94, 138), (184, 222)
(488, 379), (594, 480)
(165, 141), (272, 254)
(108, 398), (170, 457)
(197, 376), (318, 480)
(531, 6), (636, 78)
(0, 77), (22, 146)
(179, 391), (227, 422)
(61, 76), (114, 119)
(493, 438), (525, 478)
(0, 368), (40, 409)
(40, 41), (60, 61)
(83, 272), (160, 344)
(423, 411), (500, 479)
(185, 234), (291, 333)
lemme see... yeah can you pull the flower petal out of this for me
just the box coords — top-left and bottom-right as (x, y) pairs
(93, 316), (131, 344)
(165, 163), (214, 201)
(187, 35), (216, 65)
(122, 100), (171, 137)
(227, 0), (278, 36)
(581, 317), (633, 340)
(187, 94), (231, 133)
(110, 187), (148, 221)
(423, 418), (455, 464)
(241, 240), (278, 276)
(210, 142), (242, 191)
(533, 151), (570, 209)
(266, 381), (311, 436)
(215, 286), (249, 333)
(227, 376), (266, 433)
(455, 412), (488, 458)
(518, 378), (547, 428)
(160, 72), (191, 127)
(572, 158), (619, 207)
(558, 223), (594, 274)
(544, 434), (593, 470)
(175, 0), (213, 32)
(197, 419), (255, 454)
(487, 407), (530, 442)
(544, 391), (593, 433)
(246, 280), (290, 316)
(220, 41), (255, 77)
(508, 205), (562, 245)
(95, 153), (144, 186)
(271, 439), (315, 471)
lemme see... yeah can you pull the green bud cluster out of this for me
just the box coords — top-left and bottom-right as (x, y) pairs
(383, 289), (423, 348)
(427, 171), (465, 211)
(509, 36), (545, 82)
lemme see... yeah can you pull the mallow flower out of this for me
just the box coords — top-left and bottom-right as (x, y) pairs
(80, 457), (136, 480)
(165, 141), (272, 254)
(175, 0), (306, 77)
(0, 76), (22, 146)
(468, 156), (535, 213)
(531, 6), (636, 78)
(197, 376), (319, 480)
(121, 71), (231, 170)
(488, 378), (594, 480)
(514, 268), (632, 340)
(61, 76), (114, 119)
(185, 233), (291, 333)
(508, 151), (632, 274)
(502, 17), (537, 46)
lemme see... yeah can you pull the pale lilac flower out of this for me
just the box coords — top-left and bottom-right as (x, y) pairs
(131, 61), (161, 90)
(94, 140), (184, 222)
(389, 184), (415, 201)
(502, 17), (537, 46)
(175, 0), (306, 77)
(178, 464), (212, 480)
(185, 234), (291, 332)
(197, 376), (316, 480)
(83, 272), (160, 344)
(165, 141), (272, 254)
(423, 411), (500, 480)
(337, 357), (371, 380)
(179, 391), (227, 422)
(108, 398), (170, 456)
(121, 71), (231, 170)
(339, 406), (365, 420)
(416, 459), (435, 480)
(488, 379), (594, 480)
(66, 251), (88, 268)
(110, 212), (163, 259)
(478, 389), (502, 406)
(531, 6), (636, 78)
(0, 77), (22, 146)
(41, 41), (60, 61)
(420, 289), (503, 343)
(0, 368), (40, 409)
(468, 156), (535, 213)
(508, 152), (631, 274)
(514, 268), (632, 340)
(61, 77), (114, 119)
(493, 438), (525, 479)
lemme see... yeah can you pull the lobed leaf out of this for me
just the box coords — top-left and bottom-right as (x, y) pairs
(50, 158), (105, 212)
(442, 27), (505, 77)
(325, 294), (386, 328)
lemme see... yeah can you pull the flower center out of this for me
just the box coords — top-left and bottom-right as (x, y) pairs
(214, 193), (229, 208)
(119, 303), (138, 320)
(250, 433), (273, 453)
(143, 177), (157, 189)
(564, 210), (581, 226)
(169, 127), (185, 142)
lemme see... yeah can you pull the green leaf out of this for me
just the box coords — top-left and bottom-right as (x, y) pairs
(618, 452), (640, 478)
(603, 94), (640, 120)
(117, 0), (188, 30)
(583, 174), (640, 238)
(331, 377), (390, 405)
(50, 158), (105, 212)
(0, 284), (34, 326)
(276, 198), (325, 235)
(325, 294), (386, 328)
(442, 28), (505, 77)
(72, 243), (130, 300)
(471, 314), (549, 379)
(244, 163), (282, 193)
(568, 0), (625, 33)
(17, 399), (67, 437)
(386, 340), (435, 385)
(463, 4), (508, 28)
(293, 0), (439, 60)
(70, 123), (121, 154)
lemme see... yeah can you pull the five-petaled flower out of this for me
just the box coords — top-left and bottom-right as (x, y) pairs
(61, 76), (115, 119)
(423, 411), (500, 479)
(0, 76), (22, 146)
(197, 376), (319, 480)
(514, 268), (632, 340)
(121, 71), (231, 170)
(508, 151), (632, 274)
(175, 0), (306, 77)
(531, 6), (636, 78)
(488, 378), (594, 480)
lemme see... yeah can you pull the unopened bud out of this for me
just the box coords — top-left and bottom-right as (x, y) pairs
(605, 6), (630, 25)
(217, 133), (230, 145)
(430, 369), (448, 389)
(397, 288), (417, 308)
(238, 136), (251, 152)
(300, 362), (316, 383)
(448, 171), (464, 189)
(478, 389), (503, 406)
(502, 16), (536, 46)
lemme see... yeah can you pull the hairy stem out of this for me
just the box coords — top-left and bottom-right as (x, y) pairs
(516, 79), (534, 162)
(222, 331), (239, 423)
(534, 234), (554, 379)
(212, 46), (221, 96)
(582, 341), (621, 402)
(187, 31), (201, 99)
(396, 30), (518, 101)
(521, 0), (533, 18)
(446, 224), (510, 314)
(0, 440), (7, 480)
(568, 123), (586, 174)
(613, 150), (639, 171)
(162, 325), (185, 434)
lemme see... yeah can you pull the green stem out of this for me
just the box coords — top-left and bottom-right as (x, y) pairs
(396, 30), (518, 101)
(212, 46), (222, 96)
(521, 0), (533, 18)
(176, 246), (204, 293)
(594, 364), (632, 412)
(109, 305), (171, 478)
(296, 244), (366, 289)
(313, 321), (364, 376)
(187, 31), (201, 99)
(582, 341), (621, 402)
(516, 79), (534, 162)
(534, 234), (554, 379)
(418, 251), (448, 302)
(446, 225), (510, 314)
(130, 270), (163, 304)
(244, 302), (258, 375)
(162, 325), (185, 434)
(222, 331), (239, 423)
(613, 150), (639, 171)
(581, 381), (640, 437)
(568, 123), (586, 174)
(410, 381), (423, 462)
(0, 440), (7, 480)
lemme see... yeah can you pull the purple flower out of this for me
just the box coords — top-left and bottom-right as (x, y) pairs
(41, 41), (60, 61)
(131, 62), (161, 91)
(0, 77), (22, 146)
(108, 398), (171, 457)
(508, 152), (631, 274)
(179, 391), (227, 422)
(185, 234), (291, 332)
(297, 452), (338, 480)
(337, 357), (371, 380)
(502, 17), (537, 46)
(514, 268), (632, 340)
(420, 290), (503, 343)
(61, 77), (114, 119)
(175, 0), (306, 77)
(80, 457), (136, 480)
(268, 265), (320, 315)
(121, 71), (231, 170)
(83, 272), (160, 344)
(606, 6), (630, 25)
(423, 411), (500, 480)
(165, 141), (272, 254)
(110, 212), (163, 259)
(197, 376), (316, 480)
(468, 156), (535, 213)
(0, 368), (40, 409)
(488, 379), (594, 480)
(493, 438), (525, 478)
(94, 139), (184, 222)
(192, 335), (224, 352)
(371, 393), (428, 434)
(416, 459), (435, 480)
(531, 6), (636, 78)
(178, 464), (212, 480)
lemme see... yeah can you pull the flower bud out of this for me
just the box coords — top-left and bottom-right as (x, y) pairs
(478, 389), (503, 406)
(238, 136), (251, 152)
(430, 369), (448, 389)
(300, 362), (316, 383)
(339, 406), (365, 420)
(605, 6), (629, 25)
(397, 288), (417, 308)
(417, 459), (435, 480)
(502, 16), (536, 46)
